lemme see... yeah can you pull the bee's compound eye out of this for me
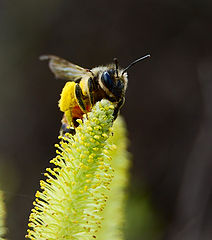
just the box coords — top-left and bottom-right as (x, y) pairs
(101, 71), (113, 88)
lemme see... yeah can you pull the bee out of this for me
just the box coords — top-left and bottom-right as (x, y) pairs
(40, 54), (150, 135)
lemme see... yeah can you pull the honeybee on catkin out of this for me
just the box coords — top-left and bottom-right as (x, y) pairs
(40, 54), (150, 135)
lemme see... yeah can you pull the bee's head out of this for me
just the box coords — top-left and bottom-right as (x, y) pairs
(99, 55), (150, 101)
(100, 68), (127, 101)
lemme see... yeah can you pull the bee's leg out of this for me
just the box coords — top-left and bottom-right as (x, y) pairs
(60, 123), (76, 136)
(87, 77), (95, 106)
(64, 110), (73, 127)
(74, 83), (87, 114)
(113, 97), (125, 120)
(60, 113), (76, 136)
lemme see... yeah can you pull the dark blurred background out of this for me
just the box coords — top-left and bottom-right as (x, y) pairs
(0, 0), (212, 239)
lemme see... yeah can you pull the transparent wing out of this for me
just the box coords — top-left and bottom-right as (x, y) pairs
(40, 55), (89, 81)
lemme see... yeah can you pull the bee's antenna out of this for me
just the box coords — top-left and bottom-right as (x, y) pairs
(113, 58), (119, 77)
(122, 54), (151, 75)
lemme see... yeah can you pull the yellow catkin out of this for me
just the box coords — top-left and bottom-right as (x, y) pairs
(26, 100), (120, 240)
(95, 117), (130, 240)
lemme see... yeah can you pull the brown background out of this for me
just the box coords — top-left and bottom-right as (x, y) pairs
(0, 1), (212, 239)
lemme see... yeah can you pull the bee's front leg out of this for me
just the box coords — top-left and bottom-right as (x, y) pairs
(113, 97), (125, 120)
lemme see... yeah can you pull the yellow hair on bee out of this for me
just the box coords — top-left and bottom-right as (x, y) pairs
(59, 82), (76, 112)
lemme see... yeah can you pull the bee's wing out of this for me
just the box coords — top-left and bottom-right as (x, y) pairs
(40, 55), (89, 81)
